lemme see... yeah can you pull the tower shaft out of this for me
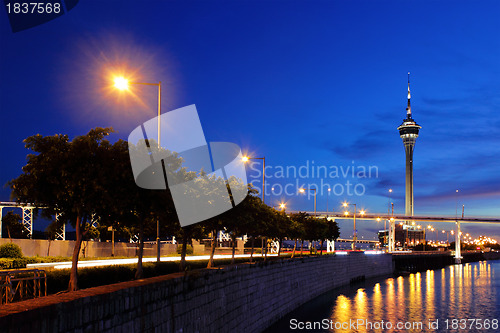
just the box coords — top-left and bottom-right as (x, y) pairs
(404, 143), (415, 216)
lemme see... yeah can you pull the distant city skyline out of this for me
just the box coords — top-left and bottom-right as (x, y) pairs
(1, 0), (499, 239)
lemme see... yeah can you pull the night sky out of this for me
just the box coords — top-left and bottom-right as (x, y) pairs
(1, 0), (499, 240)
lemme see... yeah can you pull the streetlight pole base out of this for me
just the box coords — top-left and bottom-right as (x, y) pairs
(156, 237), (161, 262)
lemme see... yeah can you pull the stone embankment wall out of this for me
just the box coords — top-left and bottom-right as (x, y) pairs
(0, 238), (179, 258)
(0, 253), (393, 332)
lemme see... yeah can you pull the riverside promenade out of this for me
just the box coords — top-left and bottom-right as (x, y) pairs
(0, 253), (393, 332)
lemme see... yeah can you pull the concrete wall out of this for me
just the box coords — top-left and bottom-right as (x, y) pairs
(0, 239), (178, 258)
(0, 253), (393, 332)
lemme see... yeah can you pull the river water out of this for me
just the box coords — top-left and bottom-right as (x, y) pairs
(265, 260), (500, 332)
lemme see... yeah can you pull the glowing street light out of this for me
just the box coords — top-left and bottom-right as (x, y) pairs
(112, 75), (162, 263)
(342, 202), (363, 250)
(279, 203), (286, 211)
(242, 155), (266, 203)
(113, 76), (129, 90)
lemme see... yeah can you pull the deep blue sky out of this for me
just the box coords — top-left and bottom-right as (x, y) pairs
(1, 0), (499, 240)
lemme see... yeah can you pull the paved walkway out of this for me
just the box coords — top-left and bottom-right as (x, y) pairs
(27, 253), (279, 270)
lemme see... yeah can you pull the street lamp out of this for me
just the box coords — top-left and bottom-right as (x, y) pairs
(299, 188), (317, 216)
(113, 76), (162, 263)
(326, 188), (331, 213)
(386, 188), (392, 232)
(442, 230), (450, 246)
(342, 202), (364, 250)
(242, 156), (266, 203)
(279, 203), (286, 211)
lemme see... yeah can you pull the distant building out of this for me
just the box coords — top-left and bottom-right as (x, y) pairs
(379, 223), (425, 248)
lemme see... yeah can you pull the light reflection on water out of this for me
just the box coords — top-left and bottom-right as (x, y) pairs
(265, 261), (500, 333)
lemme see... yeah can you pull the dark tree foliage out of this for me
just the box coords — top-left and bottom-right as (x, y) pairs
(9, 128), (138, 290)
(1, 211), (29, 239)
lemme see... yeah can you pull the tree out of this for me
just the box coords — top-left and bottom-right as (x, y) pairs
(44, 217), (66, 256)
(1, 211), (28, 239)
(214, 183), (259, 264)
(290, 212), (310, 257)
(316, 217), (340, 255)
(99, 139), (186, 278)
(9, 128), (126, 291)
(287, 215), (305, 258)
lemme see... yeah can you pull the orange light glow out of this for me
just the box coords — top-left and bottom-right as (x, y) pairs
(113, 76), (129, 90)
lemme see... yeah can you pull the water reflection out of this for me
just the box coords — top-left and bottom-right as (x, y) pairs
(266, 261), (500, 333)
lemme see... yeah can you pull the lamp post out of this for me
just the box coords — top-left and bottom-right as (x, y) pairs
(299, 188), (317, 216)
(455, 190), (462, 264)
(442, 230), (450, 246)
(387, 188), (392, 232)
(113, 76), (162, 263)
(428, 226), (438, 244)
(242, 156), (266, 203)
(326, 188), (331, 213)
(342, 202), (364, 250)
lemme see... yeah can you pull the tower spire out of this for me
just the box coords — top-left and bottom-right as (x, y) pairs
(406, 72), (411, 117)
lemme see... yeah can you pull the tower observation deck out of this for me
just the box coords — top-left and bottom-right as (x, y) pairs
(397, 73), (421, 217)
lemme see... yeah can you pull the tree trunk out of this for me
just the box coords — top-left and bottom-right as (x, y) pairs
(300, 239), (304, 257)
(47, 239), (51, 257)
(277, 238), (282, 257)
(7, 226), (11, 239)
(231, 234), (236, 265)
(261, 237), (264, 257)
(249, 236), (255, 263)
(320, 239), (324, 255)
(180, 227), (190, 272)
(207, 229), (217, 268)
(135, 223), (144, 279)
(291, 239), (297, 258)
(68, 215), (83, 291)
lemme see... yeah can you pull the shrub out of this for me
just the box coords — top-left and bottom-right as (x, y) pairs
(0, 258), (13, 269)
(0, 243), (23, 258)
(28, 256), (71, 263)
(0, 257), (36, 269)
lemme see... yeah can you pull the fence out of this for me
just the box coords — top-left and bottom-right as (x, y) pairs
(0, 269), (46, 304)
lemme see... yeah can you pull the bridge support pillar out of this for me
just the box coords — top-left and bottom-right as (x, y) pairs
(454, 219), (462, 264)
(55, 213), (65, 241)
(22, 207), (33, 238)
(388, 219), (396, 252)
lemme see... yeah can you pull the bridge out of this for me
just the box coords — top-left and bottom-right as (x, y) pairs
(0, 202), (66, 240)
(289, 211), (500, 263)
(293, 211), (500, 224)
